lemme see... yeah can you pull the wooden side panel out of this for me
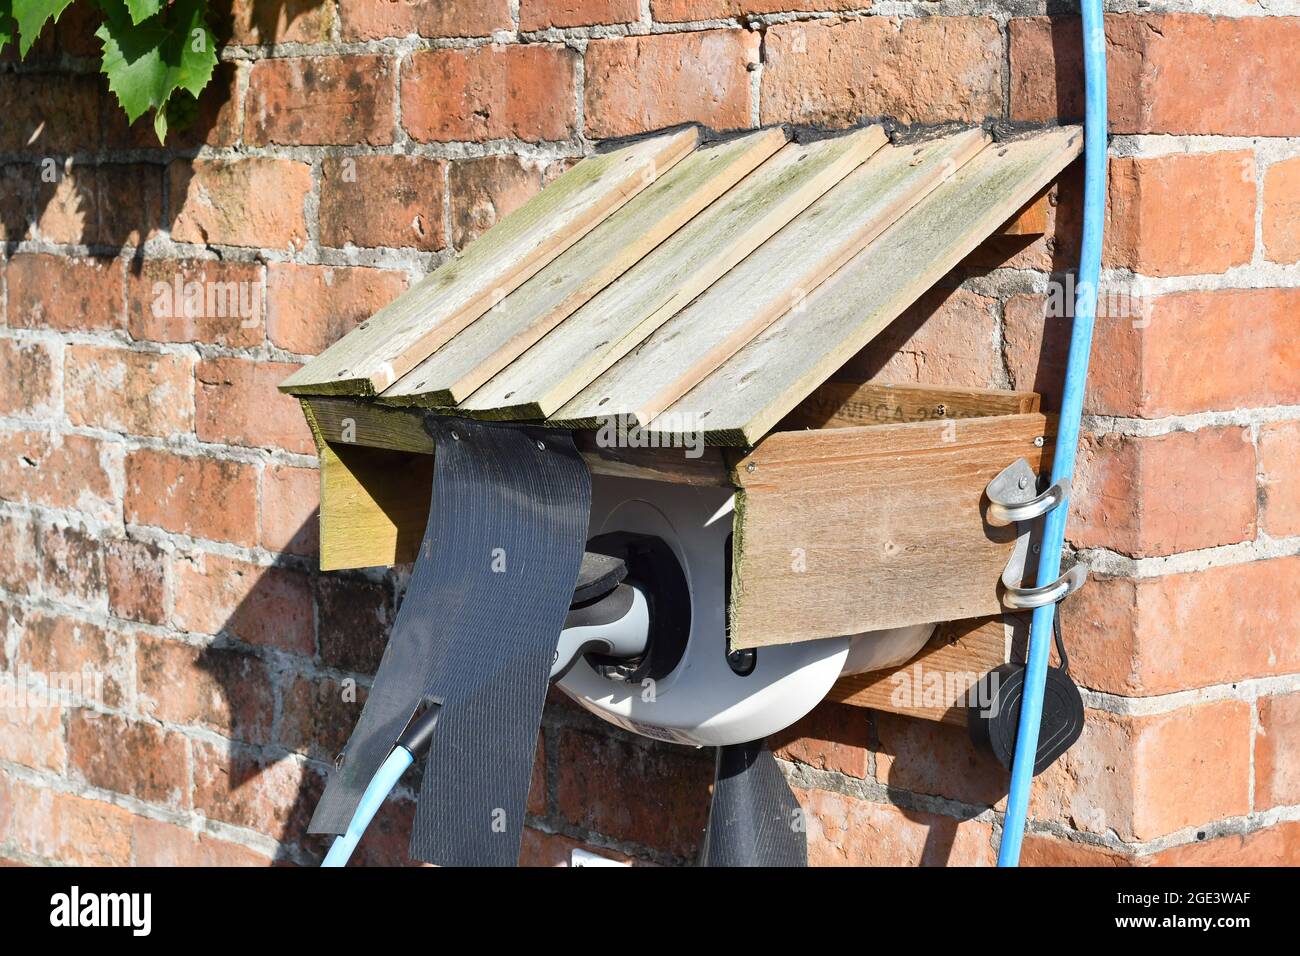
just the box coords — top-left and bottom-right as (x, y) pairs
(780, 381), (1040, 430)
(280, 128), (698, 396)
(992, 186), (1051, 236)
(827, 616), (1021, 725)
(729, 413), (1050, 648)
(317, 443), (433, 571)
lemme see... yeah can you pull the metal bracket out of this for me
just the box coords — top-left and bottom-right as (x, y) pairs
(987, 459), (1087, 610)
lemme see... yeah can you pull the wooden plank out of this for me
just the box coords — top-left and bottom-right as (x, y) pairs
(280, 128), (698, 397)
(827, 616), (1020, 725)
(549, 128), (990, 430)
(779, 381), (1040, 431)
(992, 185), (1051, 236)
(303, 397), (732, 487)
(648, 126), (1083, 446)
(727, 413), (1051, 648)
(381, 129), (787, 407)
(459, 126), (889, 421)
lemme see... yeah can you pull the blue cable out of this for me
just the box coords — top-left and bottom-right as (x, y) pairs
(321, 746), (414, 868)
(998, 0), (1107, 867)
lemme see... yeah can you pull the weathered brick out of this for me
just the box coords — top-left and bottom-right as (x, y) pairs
(770, 702), (871, 779)
(5, 779), (133, 866)
(131, 816), (272, 867)
(267, 264), (409, 354)
(873, 713), (1010, 809)
(38, 522), (105, 610)
(518, 828), (643, 867)
(1011, 14), (1300, 136)
(104, 536), (169, 626)
(69, 711), (190, 808)
(1263, 156), (1300, 265)
(339, 0), (512, 41)
(315, 573), (393, 674)
(1259, 421), (1300, 538)
(169, 158), (312, 250)
(16, 612), (131, 710)
(6, 254), (125, 331)
(403, 44), (578, 143)
(33, 163), (164, 246)
(1149, 821), (1300, 866)
(126, 258), (265, 348)
(195, 356), (314, 454)
(0, 515), (39, 597)
(1064, 559), (1300, 697)
(796, 787), (995, 866)
(449, 155), (555, 248)
(32, 163), (99, 245)
(656, 0), (856, 21)
(171, 552), (314, 656)
(105, 62), (243, 150)
(1105, 152), (1256, 277)
(0, 338), (56, 417)
(218, 0), (335, 44)
(0, 702), (65, 773)
(278, 673), (368, 760)
(761, 17), (1002, 128)
(191, 737), (323, 839)
(0, 73), (100, 154)
(245, 56), (397, 146)
(585, 30), (758, 138)
(136, 634), (274, 744)
(321, 155), (445, 251)
(0, 431), (119, 521)
(1020, 834), (1136, 867)
(261, 464), (320, 557)
(520, 0), (638, 30)
(348, 796), (421, 867)
(1256, 693), (1300, 812)
(125, 449), (259, 546)
(1071, 429), (1257, 557)
(64, 344), (195, 438)
(0, 165), (32, 243)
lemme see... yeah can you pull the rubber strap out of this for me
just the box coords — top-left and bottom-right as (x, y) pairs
(700, 741), (807, 867)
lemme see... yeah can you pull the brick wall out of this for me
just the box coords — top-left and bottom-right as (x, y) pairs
(0, 2), (1296, 866)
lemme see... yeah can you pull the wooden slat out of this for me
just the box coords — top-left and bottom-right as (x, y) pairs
(727, 413), (1050, 648)
(381, 129), (787, 407)
(280, 128), (698, 397)
(992, 185), (1051, 236)
(549, 128), (989, 429)
(459, 126), (889, 421)
(648, 127), (1083, 446)
(780, 381), (1040, 431)
(827, 616), (1020, 725)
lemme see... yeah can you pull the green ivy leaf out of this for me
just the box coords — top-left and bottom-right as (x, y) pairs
(123, 0), (160, 25)
(96, 0), (216, 142)
(0, 0), (15, 52)
(12, 0), (76, 56)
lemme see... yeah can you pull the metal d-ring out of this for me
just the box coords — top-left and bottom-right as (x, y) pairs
(986, 458), (1087, 610)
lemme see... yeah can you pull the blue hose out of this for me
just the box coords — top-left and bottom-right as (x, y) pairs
(321, 746), (414, 868)
(997, 1), (1107, 867)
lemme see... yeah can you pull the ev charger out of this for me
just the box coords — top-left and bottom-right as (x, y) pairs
(556, 474), (935, 747)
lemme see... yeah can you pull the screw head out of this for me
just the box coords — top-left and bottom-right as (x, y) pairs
(450, 430), (460, 441)
(1033, 436), (1045, 447)
(745, 461), (756, 473)
(536, 439), (545, 451)
(1018, 475), (1029, 490)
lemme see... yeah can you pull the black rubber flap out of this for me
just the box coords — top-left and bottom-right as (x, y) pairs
(308, 416), (590, 866)
(700, 741), (807, 867)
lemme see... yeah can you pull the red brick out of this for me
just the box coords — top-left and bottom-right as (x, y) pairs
(196, 356), (314, 454)
(127, 259), (265, 347)
(219, 0), (335, 44)
(104, 536), (170, 626)
(267, 264), (409, 354)
(347, 795), (421, 867)
(125, 449), (259, 546)
(0, 165), (32, 243)
(131, 816), (272, 867)
(403, 44), (578, 143)
(1105, 152), (1256, 276)
(1071, 429), (1257, 557)
(4, 779), (132, 866)
(0, 431), (119, 521)
(6, 254), (125, 331)
(136, 634), (274, 744)
(1031, 703), (1251, 841)
(261, 464), (320, 557)
(0, 702), (65, 773)
(518, 828), (643, 867)
(1020, 834), (1136, 867)
(69, 711), (190, 807)
(339, 0), (512, 41)
(34, 164), (163, 246)
(106, 62), (243, 150)
(761, 17), (1002, 128)
(1263, 156), (1300, 264)
(1256, 693), (1300, 812)
(873, 713), (1010, 809)
(169, 158), (312, 250)
(585, 30), (758, 138)
(1012, 14), (1300, 136)
(770, 702), (870, 778)
(0, 515), (39, 597)
(192, 737), (323, 838)
(656, 0), (857, 21)
(449, 155), (556, 248)
(1150, 821), (1300, 866)
(1065, 559), (1300, 697)
(0, 74), (101, 154)
(315, 574), (393, 673)
(15, 612), (131, 710)
(278, 673), (368, 761)
(0, 338), (56, 417)
(38, 522), (105, 609)
(321, 155), (445, 251)
(796, 787), (995, 866)
(1259, 421), (1300, 538)
(555, 725), (712, 858)
(520, 0), (638, 30)
(64, 344), (195, 438)
(32, 163), (98, 245)
(171, 552), (314, 656)
(245, 56), (397, 146)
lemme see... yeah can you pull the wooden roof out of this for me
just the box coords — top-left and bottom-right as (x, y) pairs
(281, 123), (1081, 446)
